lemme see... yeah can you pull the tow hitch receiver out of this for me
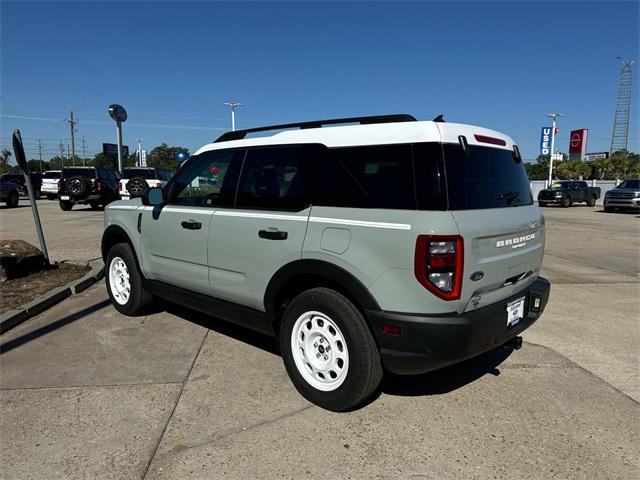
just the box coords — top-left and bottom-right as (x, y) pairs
(503, 336), (523, 351)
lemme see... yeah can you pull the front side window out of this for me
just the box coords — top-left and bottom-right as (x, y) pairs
(236, 147), (308, 211)
(168, 150), (240, 207)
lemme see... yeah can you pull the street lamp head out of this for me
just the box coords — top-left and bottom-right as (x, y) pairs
(223, 101), (243, 108)
(108, 104), (127, 123)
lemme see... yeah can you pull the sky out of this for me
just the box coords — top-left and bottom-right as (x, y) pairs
(1, 0), (638, 162)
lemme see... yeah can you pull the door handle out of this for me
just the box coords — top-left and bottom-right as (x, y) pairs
(181, 219), (202, 230)
(259, 229), (288, 240)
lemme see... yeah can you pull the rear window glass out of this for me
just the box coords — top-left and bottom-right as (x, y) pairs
(62, 168), (95, 179)
(443, 144), (533, 209)
(618, 179), (640, 189)
(43, 171), (60, 179)
(123, 169), (156, 179)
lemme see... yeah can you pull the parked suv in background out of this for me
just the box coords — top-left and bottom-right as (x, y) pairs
(0, 172), (42, 199)
(604, 178), (640, 213)
(102, 114), (550, 411)
(59, 166), (119, 210)
(0, 176), (19, 208)
(41, 170), (61, 199)
(119, 167), (174, 199)
(537, 180), (600, 207)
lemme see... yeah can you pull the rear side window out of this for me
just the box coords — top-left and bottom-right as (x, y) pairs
(312, 144), (416, 209)
(443, 144), (533, 209)
(123, 169), (155, 179)
(43, 171), (60, 179)
(236, 147), (309, 211)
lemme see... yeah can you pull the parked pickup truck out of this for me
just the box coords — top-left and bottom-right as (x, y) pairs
(604, 178), (640, 213)
(538, 180), (600, 208)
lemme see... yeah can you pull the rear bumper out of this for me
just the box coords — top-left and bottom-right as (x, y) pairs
(366, 277), (550, 375)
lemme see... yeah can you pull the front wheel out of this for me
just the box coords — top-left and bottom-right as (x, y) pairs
(105, 243), (155, 316)
(89, 201), (100, 210)
(561, 196), (572, 208)
(586, 195), (596, 207)
(280, 288), (383, 411)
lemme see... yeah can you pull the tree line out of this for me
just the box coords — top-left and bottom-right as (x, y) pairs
(0, 143), (189, 174)
(525, 150), (639, 181)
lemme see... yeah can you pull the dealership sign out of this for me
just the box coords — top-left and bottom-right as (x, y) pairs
(540, 127), (552, 156)
(568, 129), (588, 161)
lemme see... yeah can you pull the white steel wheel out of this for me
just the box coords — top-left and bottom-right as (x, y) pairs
(291, 310), (350, 392)
(109, 256), (131, 305)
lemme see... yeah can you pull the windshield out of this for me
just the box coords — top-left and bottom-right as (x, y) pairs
(442, 144), (533, 209)
(43, 171), (60, 179)
(550, 181), (571, 189)
(123, 169), (156, 179)
(617, 179), (640, 189)
(62, 168), (95, 179)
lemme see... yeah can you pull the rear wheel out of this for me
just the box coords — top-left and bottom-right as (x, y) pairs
(604, 206), (613, 213)
(89, 201), (100, 210)
(586, 195), (596, 207)
(6, 191), (18, 208)
(561, 196), (572, 208)
(34, 189), (41, 200)
(105, 243), (155, 316)
(280, 288), (382, 411)
(59, 200), (73, 211)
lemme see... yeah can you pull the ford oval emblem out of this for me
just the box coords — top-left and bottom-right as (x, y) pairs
(470, 271), (484, 281)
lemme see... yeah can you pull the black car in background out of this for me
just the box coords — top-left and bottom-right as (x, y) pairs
(0, 172), (43, 199)
(58, 166), (120, 211)
(0, 176), (19, 208)
(538, 180), (601, 208)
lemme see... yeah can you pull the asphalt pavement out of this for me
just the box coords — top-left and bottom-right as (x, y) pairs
(0, 202), (638, 479)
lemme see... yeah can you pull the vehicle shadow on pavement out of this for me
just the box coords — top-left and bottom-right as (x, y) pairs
(380, 347), (514, 397)
(168, 303), (515, 401)
(167, 304), (280, 355)
(0, 299), (111, 354)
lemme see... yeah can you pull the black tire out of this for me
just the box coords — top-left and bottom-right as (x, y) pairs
(604, 206), (613, 213)
(279, 287), (383, 412)
(586, 195), (596, 207)
(46, 194), (56, 200)
(89, 201), (100, 210)
(33, 189), (41, 200)
(125, 177), (149, 198)
(561, 196), (572, 208)
(66, 176), (89, 198)
(59, 200), (73, 211)
(538, 201), (546, 207)
(6, 191), (18, 208)
(105, 243), (155, 316)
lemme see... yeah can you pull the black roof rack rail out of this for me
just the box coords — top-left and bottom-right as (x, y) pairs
(214, 114), (417, 143)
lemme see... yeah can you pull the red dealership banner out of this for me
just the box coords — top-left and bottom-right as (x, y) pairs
(568, 129), (588, 160)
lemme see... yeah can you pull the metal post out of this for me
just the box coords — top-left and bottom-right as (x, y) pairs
(223, 101), (242, 131)
(68, 111), (76, 163)
(546, 113), (564, 185)
(116, 121), (124, 174)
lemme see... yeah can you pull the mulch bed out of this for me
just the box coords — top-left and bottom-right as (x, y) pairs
(0, 263), (90, 314)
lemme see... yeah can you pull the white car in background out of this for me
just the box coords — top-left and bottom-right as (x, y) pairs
(41, 170), (61, 199)
(119, 167), (174, 200)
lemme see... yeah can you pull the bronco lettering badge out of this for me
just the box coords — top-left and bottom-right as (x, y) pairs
(496, 233), (536, 249)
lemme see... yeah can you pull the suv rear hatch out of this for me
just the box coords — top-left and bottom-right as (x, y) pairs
(435, 126), (544, 313)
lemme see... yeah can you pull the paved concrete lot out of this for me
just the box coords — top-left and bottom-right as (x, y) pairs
(1, 205), (638, 479)
(0, 199), (103, 263)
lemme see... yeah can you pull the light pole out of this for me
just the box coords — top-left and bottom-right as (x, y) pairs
(546, 113), (564, 185)
(223, 101), (242, 131)
(108, 104), (128, 174)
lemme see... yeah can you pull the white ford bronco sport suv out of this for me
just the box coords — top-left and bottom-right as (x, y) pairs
(102, 114), (550, 411)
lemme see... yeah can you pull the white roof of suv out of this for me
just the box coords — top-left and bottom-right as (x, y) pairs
(194, 116), (516, 156)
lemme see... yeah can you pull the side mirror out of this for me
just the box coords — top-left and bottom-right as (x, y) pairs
(142, 187), (164, 206)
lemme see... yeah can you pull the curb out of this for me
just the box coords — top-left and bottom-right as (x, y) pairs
(0, 259), (105, 335)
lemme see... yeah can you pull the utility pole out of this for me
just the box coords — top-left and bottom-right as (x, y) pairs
(66, 111), (78, 164)
(38, 139), (43, 172)
(546, 113), (564, 185)
(59, 141), (65, 169)
(610, 58), (634, 159)
(223, 101), (242, 131)
(68, 144), (72, 166)
(81, 135), (87, 166)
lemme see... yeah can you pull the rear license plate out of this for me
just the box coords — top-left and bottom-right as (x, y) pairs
(60, 195), (70, 200)
(121, 195), (130, 200)
(506, 297), (525, 327)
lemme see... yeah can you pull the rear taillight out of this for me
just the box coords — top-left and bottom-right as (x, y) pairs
(57, 180), (62, 191)
(95, 180), (102, 191)
(118, 181), (122, 190)
(414, 235), (464, 301)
